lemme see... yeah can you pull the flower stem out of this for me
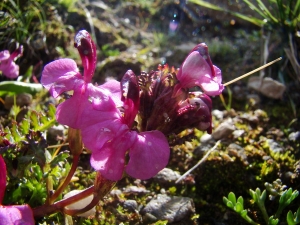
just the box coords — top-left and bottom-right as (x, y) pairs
(33, 186), (95, 218)
(49, 154), (80, 204)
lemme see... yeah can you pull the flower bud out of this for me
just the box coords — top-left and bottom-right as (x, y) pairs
(68, 128), (83, 156)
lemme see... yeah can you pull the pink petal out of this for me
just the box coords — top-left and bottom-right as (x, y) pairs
(0, 156), (6, 203)
(81, 119), (126, 151)
(100, 80), (122, 106)
(0, 50), (10, 61)
(177, 51), (212, 89)
(0, 53), (19, 79)
(90, 130), (137, 181)
(126, 131), (170, 180)
(55, 84), (89, 128)
(41, 59), (83, 98)
(0, 205), (35, 225)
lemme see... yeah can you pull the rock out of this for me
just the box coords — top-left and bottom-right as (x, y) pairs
(47, 125), (66, 144)
(200, 133), (213, 143)
(227, 143), (248, 165)
(123, 200), (138, 212)
(212, 119), (235, 140)
(212, 109), (224, 120)
(141, 194), (195, 223)
(267, 139), (284, 153)
(288, 131), (300, 141)
(248, 76), (286, 99)
(239, 112), (259, 124)
(232, 129), (245, 139)
(123, 186), (150, 195)
(154, 168), (181, 184)
(4, 93), (32, 110)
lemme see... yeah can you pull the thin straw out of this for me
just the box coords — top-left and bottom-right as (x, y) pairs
(175, 140), (221, 183)
(223, 57), (282, 86)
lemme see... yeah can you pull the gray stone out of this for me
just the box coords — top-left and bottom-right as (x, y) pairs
(288, 131), (300, 141)
(212, 109), (224, 120)
(141, 194), (195, 223)
(232, 129), (245, 139)
(212, 119), (235, 140)
(123, 200), (138, 212)
(154, 168), (181, 184)
(267, 139), (284, 153)
(200, 133), (213, 143)
(248, 76), (286, 99)
(123, 186), (150, 195)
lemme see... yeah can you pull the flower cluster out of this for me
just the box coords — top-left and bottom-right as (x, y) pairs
(0, 45), (23, 79)
(41, 30), (223, 181)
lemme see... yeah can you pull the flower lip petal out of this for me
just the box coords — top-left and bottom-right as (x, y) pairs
(90, 130), (137, 181)
(41, 58), (82, 98)
(126, 131), (170, 180)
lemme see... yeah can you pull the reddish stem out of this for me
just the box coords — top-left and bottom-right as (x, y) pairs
(48, 154), (80, 204)
(33, 185), (94, 218)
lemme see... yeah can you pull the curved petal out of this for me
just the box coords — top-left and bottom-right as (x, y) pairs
(177, 51), (212, 89)
(41, 59), (83, 98)
(90, 130), (136, 181)
(0, 156), (6, 203)
(126, 131), (170, 180)
(0, 204), (35, 225)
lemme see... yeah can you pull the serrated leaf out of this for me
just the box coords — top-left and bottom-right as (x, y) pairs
(11, 122), (21, 142)
(48, 104), (56, 118)
(50, 151), (70, 168)
(30, 111), (40, 131)
(40, 114), (48, 125)
(19, 118), (30, 134)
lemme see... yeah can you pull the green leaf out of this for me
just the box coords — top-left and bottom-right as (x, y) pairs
(0, 81), (43, 96)
(287, 211), (296, 225)
(19, 118), (30, 134)
(50, 151), (70, 168)
(240, 210), (248, 218)
(226, 201), (234, 209)
(268, 216), (279, 225)
(30, 111), (40, 131)
(235, 202), (243, 213)
(228, 192), (237, 205)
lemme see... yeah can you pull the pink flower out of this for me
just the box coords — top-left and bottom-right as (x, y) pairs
(82, 70), (170, 180)
(41, 30), (170, 181)
(0, 155), (35, 225)
(176, 43), (224, 96)
(0, 46), (23, 79)
(41, 31), (119, 129)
